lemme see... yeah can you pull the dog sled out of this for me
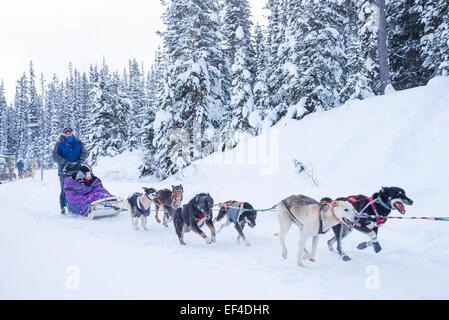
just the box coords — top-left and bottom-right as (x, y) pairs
(63, 163), (125, 219)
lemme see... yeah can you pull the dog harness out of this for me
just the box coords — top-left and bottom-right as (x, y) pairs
(318, 203), (341, 234)
(227, 203), (244, 224)
(129, 193), (151, 215)
(282, 200), (304, 227)
(347, 196), (388, 226)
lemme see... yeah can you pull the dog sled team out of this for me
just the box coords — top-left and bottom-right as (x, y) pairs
(52, 127), (414, 267)
(116, 182), (413, 267)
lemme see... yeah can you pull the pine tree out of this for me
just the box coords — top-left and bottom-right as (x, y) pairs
(127, 59), (147, 150)
(141, 48), (164, 176)
(340, 38), (375, 101)
(294, 0), (346, 112)
(387, 0), (425, 90)
(0, 81), (8, 153)
(420, 0), (449, 77)
(86, 60), (118, 162)
(223, 0), (255, 74)
(357, 0), (382, 94)
(26, 61), (43, 161)
(14, 73), (28, 160)
(252, 23), (273, 132)
(226, 26), (255, 134)
(153, 0), (226, 179)
(265, 0), (288, 121)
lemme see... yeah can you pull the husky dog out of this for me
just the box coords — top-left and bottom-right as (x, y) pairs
(173, 193), (215, 245)
(124, 187), (157, 231)
(153, 185), (184, 227)
(275, 195), (359, 267)
(215, 201), (257, 246)
(327, 186), (413, 261)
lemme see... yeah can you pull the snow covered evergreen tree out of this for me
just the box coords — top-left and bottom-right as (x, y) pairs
(223, 24), (255, 141)
(265, 0), (288, 121)
(152, 0), (226, 179)
(357, 0), (382, 94)
(0, 81), (8, 153)
(141, 48), (165, 176)
(420, 0), (449, 77)
(340, 38), (375, 101)
(294, 0), (346, 112)
(387, 0), (425, 90)
(14, 73), (28, 160)
(26, 61), (43, 161)
(127, 59), (147, 150)
(223, 0), (255, 75)
(252, 23), (273, 132)
(220, 0), (256, 147)
(88, 61), (131, 162)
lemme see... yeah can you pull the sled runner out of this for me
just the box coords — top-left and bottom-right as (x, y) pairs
(62, 163), (125, 219)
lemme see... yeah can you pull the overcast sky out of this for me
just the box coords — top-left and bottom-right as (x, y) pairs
(0, 0), (268, 104)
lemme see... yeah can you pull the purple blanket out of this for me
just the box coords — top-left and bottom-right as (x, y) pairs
(64, 177), (117, 216)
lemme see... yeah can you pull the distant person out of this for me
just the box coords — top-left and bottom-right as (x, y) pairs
(52, 127), (88, 214)
(16, 159), (24, 178)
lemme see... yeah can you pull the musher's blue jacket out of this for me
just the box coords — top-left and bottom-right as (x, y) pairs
(52, 135), (88, 176)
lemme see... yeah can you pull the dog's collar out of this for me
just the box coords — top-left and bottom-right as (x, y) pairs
(195, 206), (208, 219)
(376, 196), (392, 210)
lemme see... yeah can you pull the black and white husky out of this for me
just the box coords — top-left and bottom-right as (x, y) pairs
(327, 186), (414, 261)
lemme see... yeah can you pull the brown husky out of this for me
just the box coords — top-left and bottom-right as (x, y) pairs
(153, 185), (184, 227)
(275, 195), (359, 267)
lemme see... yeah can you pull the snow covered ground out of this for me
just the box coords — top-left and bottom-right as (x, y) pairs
(1, 77), (449, 299)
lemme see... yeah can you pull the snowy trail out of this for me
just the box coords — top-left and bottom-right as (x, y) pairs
(1, 78), (449, 299)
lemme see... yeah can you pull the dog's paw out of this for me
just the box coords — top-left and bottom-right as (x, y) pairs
(205, 237), (212, 244)
(357, 241), (370, 250)
(245, 242), (251, 247)
(211, 236), (216, 243)
(373, 241), (382, 253)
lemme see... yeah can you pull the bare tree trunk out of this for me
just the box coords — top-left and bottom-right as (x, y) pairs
(377, 0), (391, 94)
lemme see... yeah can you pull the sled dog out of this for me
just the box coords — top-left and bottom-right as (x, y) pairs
(275, 194), (359, 267)
(215, 201), (257, 246)
(173, 193), (215, 245)
(153, 185), (184, 227)
(327, 186), (413, 261)
(123, 187), (157, 231)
